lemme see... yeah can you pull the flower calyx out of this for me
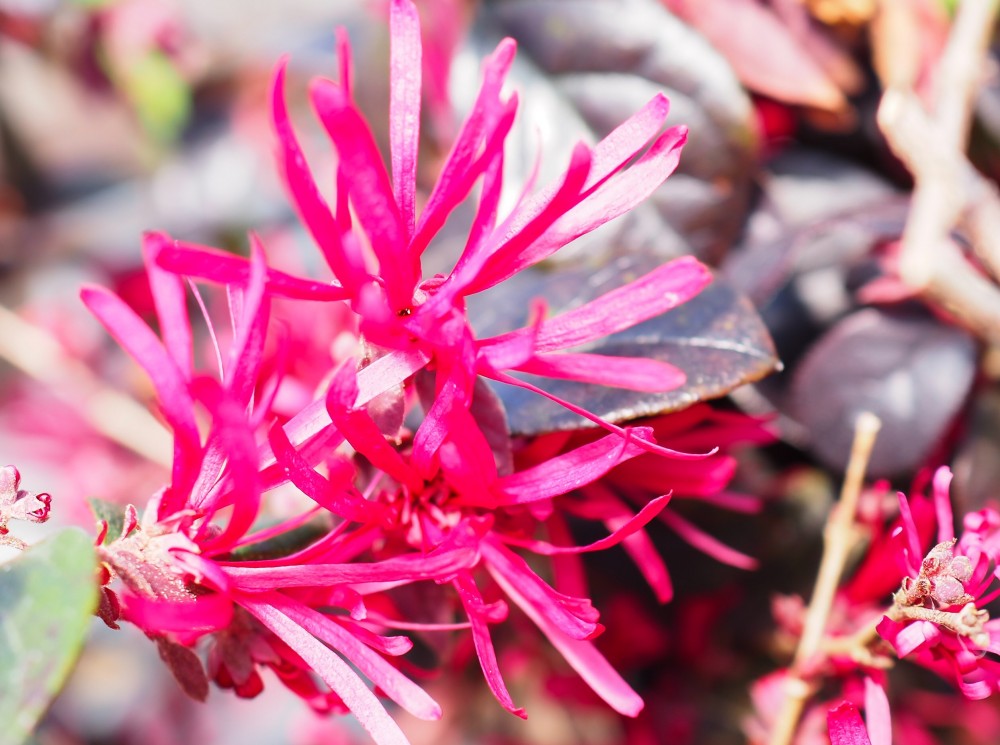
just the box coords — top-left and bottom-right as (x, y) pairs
(894, 540), (974, 609)
(0, 465), (51, 551)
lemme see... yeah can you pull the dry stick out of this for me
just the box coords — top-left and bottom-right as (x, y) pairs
(0, 304), (172, 466)
(768, 412), (882, 745)
(877, 0), (1000, 342)
(879, 90), (1000, 303)
(820, 612), (893, 669)
(933, 0), (998, 153)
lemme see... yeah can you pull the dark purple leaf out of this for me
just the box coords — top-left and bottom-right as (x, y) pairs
(662, 0), (863, 111)
(952, 387), (1000, 515)
(721, 149), (906, 375)
(723, 148), (905, 309)
(790, 308), (976, 477)
(478, 0), (759, 262)
(485, 272), (779, 435)
(154, 635), (209, 702)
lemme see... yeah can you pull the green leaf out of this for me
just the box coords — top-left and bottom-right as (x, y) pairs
(120, 51), (192, 144)
(0, 530), (98, 745)
(87, 497), (126, 545)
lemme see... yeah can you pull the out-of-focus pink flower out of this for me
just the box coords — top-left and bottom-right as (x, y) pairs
(517, 405), (772, 603)
(827, 678), (891, 745)
(748, 674), (890, 745)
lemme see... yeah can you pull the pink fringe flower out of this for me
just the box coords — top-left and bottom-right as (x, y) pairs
(82, 235), (474, 745)
(155, 0), (713, 458)
(77, 0), (733, 741)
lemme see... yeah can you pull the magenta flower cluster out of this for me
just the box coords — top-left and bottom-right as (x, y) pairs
(77, 2), (755, 742)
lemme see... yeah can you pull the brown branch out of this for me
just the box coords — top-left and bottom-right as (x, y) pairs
(768, 413), (882, 745)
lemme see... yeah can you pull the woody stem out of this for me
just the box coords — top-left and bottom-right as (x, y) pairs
(769, 412), (882, 745)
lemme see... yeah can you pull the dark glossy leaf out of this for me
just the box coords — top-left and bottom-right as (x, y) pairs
(478, 0), (758, 261)
(952, 386), (1000, 515)
(0, 529), (97, 745)
(227, 517), (331, 562)
(487, 274), (779, 435)
(790, 308), (977, 477)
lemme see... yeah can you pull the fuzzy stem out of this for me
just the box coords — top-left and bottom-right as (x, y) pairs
(769, 412), (882, 745)
(888, 601), (991, 648)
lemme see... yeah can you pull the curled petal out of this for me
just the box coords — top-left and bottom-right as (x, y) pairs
(222, 546), (477, 590)
(500, 494), (672, 556)
(454, 572), (525, 718)
(827, 702), (872, 745)
(486, 550), (643, 717)
(493, 428), (656, 506)
(158, 240), (350, 301)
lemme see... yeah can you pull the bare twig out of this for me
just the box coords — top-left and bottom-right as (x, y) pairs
(933, 0), (998, 151)
(879, 89), (1000, 290)
(887, 601), (991, 647)
(819, 614), (893, 669)
(769, 413), (882, 745)
(877, 0), (1000, 343)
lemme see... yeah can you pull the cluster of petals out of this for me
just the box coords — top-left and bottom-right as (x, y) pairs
(875, 467), (1000, 700)
(74, 1), (742, 743)
(519, 404), (771, 604)
(83, 235), (483, 743)
(156, 0), (712, 456)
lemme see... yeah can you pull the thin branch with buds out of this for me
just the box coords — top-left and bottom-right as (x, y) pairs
(769, 412), (882, 745)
